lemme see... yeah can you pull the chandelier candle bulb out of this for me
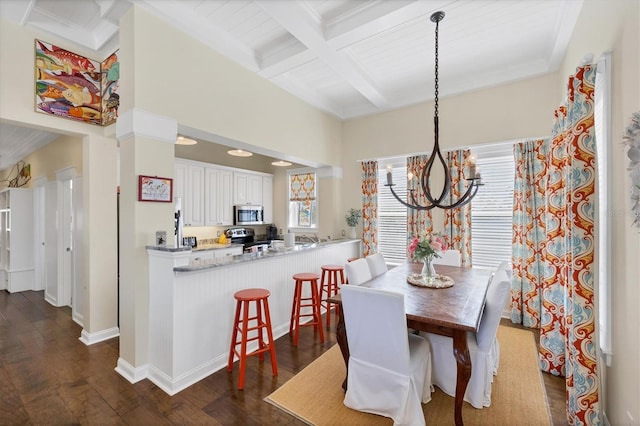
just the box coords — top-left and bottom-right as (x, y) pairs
(386, 165), (393, 185)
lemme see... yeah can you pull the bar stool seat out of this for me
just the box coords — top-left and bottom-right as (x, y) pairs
(227, 288), (278, 390)
(320, 265), (345, 328)
(289, 273), (324, 346)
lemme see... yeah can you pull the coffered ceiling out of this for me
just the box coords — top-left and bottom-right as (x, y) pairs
(0, 0), (583, 171)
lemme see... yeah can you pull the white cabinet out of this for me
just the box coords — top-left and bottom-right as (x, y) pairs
(175, 159), (273, 227)
(262, 175), (273, 223)
(233, 172), (263, 206)
(0, 188), (34, 292)
(174, 161), (205, 226)
(205, 168), (233, 226)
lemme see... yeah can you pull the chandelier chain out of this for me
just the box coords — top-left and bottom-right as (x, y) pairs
(384, 10), (482, 211)
(434, 18), (439, 120)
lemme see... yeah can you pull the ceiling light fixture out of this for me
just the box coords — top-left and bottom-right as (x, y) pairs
(271, 160), (292, 167)
(176, 136), (197, 145)
(385, 11), (482, 210)
(227, 149), (253, 157)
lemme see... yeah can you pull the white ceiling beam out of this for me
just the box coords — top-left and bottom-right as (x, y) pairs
(257, 0), (448, 79)
(257, 0), (390, 109)
(135, 0), (260, 71)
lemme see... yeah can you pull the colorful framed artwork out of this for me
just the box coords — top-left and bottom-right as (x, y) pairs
(34, 40), (119, 126)
(138, 176), (173, 203)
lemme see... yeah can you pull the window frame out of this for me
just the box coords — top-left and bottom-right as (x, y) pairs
(287, 168), (318, 232)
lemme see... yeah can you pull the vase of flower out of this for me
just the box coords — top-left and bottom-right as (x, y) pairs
(408, 232), (448, 284)
(421, 255), (436, 283)
(345, 208), (361, 240)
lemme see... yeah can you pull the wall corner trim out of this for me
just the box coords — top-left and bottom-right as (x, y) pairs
(115, 357), (149, 384)
(116, 108), (177, 144)
(79, 326), (120, 346)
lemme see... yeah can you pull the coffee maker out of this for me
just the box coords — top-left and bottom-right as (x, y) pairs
(266, 224), (278, 240)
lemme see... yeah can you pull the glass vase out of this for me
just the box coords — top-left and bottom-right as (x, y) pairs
(421, 255), (436, 284)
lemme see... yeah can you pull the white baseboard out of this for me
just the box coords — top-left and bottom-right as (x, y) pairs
(79, 326), (119, 346)
(148, 354), (227, 396)
(115, 357), (149, 384)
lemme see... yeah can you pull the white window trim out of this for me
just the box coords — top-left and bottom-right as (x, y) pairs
(595, 52), (612, 367)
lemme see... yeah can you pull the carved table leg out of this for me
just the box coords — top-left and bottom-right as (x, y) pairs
(452, 329), (471, 426)
(334, 303), (349, 391)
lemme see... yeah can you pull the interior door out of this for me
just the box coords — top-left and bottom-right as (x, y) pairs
(60, 178), (73, 307)
(33, 182), (46, 291)
(44, 181), (58, 305)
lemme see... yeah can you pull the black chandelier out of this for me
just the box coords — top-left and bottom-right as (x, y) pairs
(385, 11), (482, 210)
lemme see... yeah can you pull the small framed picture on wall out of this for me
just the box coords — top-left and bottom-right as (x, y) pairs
(138, 175), (173, 202)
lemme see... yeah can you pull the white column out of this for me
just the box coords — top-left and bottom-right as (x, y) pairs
(115, 108), (177, 383)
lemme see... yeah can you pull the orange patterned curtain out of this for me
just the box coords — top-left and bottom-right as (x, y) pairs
(360, 161), (378, 256)
(511, 139), (548, 328)
(444, 149), (472, 266)
(541, 65), (599, 425)
(289, 173), (316, 201)
(406, 155), (433, 256)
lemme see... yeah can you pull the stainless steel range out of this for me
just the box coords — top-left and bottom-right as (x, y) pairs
(224, 228), (270, 253)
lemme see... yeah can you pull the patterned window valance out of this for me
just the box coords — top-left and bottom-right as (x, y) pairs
(290, 173), (316, 201)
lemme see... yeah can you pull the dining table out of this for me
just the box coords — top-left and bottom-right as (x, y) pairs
(329, 261), (492, 426)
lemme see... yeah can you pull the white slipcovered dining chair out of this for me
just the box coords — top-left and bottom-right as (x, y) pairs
(341, 285), (433, 426)
(431, 249), (461, 266)
(344, 258), (372, 285)
(495, 261), (512, 281)
(422, 272), (510, 409)
(365, 252), (388, 278)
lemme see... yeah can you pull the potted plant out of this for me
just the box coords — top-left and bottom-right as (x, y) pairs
(345, 208), (361, 239)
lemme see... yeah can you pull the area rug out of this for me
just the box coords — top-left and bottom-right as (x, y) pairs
(265, 326), (551, 425)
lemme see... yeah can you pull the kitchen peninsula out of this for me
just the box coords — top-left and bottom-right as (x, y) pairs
(145, 238), (360, 395)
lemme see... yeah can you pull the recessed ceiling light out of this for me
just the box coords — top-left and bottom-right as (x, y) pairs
(227, 149), (253, 157)
(176, 136), (197, 145)
(271, 160), (292, 167)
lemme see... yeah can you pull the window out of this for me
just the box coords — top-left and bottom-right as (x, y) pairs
(470, 152), (515, 269)
(288, 171), (317, 229)
(377, 159), (408, 265)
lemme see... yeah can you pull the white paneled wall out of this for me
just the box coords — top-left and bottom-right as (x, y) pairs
(147, 240), (359, 395)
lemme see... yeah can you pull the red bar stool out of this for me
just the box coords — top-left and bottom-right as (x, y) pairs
(289, 273), (324, 346)
(227, 288), (278, 390)
(320, 265), (345, 328)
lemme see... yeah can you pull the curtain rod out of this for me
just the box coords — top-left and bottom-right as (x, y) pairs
(356, 136), (550, 163)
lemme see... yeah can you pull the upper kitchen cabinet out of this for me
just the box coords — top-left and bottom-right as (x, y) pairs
(175, 159), (273, 227)
(0, 188), (34, 292)
(233, 172), (263, 206)
(175, 161), (205, 227)
(262, 175), (273, 224)
(205, 167), (233, 226)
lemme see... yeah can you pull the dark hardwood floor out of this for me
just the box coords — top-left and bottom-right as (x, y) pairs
(0, 290), (567, 425)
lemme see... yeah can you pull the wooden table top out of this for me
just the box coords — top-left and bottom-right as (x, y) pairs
(331, 262), (492, 332)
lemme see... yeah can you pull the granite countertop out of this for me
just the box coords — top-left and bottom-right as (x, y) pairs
(146, 243), (242, 252)
(173, 239), (359, 272)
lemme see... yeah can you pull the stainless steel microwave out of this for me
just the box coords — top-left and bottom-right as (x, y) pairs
(234, 205), (264, 225)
